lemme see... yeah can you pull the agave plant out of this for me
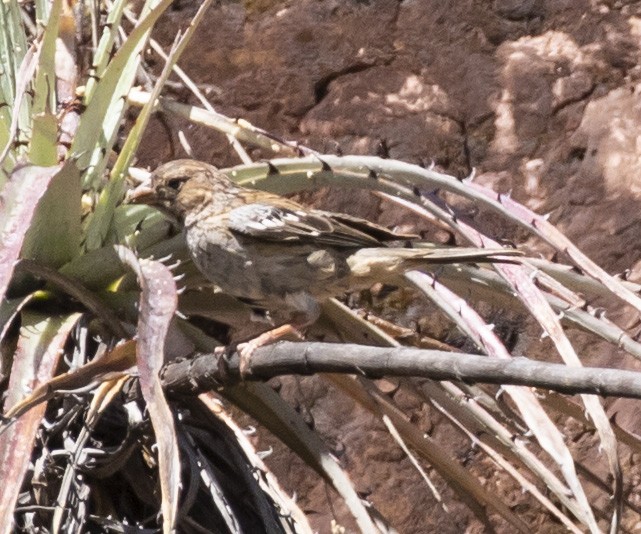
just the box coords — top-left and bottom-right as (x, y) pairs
(3, 1), (641, 533)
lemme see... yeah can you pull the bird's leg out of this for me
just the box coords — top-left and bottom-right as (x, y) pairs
(237, 323), (306, 377)
(237, 325), (303, 374)
(237, 296), (319, 377)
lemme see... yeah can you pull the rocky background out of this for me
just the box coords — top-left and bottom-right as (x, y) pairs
(138, 1), (641, 531)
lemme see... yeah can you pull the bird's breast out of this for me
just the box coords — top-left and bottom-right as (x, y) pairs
(184, 220), (355, 306)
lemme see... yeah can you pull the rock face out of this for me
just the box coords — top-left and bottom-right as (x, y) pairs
(139, 1), (641, 531)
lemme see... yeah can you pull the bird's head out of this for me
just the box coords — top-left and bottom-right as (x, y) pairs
(128, 159), (232, 221)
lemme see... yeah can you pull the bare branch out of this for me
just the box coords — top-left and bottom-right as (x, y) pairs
(161, 341), (641, 399)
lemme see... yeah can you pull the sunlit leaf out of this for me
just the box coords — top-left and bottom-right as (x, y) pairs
(71, 0), (172, 194)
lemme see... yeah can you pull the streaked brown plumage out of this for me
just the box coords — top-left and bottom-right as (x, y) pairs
(130, 159), (518, 324)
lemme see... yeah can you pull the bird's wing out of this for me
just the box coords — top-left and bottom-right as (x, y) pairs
(328, 212), (418, 242)
(227, 202), (388, 247)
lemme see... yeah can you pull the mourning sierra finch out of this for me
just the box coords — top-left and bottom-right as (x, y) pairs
(129, 159), (518, 348)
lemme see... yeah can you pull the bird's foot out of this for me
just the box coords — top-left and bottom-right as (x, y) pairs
(237, 324), (305, 378)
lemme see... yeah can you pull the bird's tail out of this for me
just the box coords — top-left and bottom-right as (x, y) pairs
(346, 246), (521, 279)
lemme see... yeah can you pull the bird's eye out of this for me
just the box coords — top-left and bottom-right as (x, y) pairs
(166, 178), (184, 190)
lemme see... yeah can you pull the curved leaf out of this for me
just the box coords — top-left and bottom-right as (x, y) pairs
(0, 163), (61, 300)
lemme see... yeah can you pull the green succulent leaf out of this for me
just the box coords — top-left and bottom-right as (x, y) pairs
(0, 0), (29, 149)
(71, 0), (172, 195)
(83, 0), (128, 101)
(21, 160), (82, 267)
(84, 0), (213, 251)
(31, 0), (61, 119)
(28, 112), (58, 166)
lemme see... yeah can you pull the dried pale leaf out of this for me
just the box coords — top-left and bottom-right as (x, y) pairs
(320, 298), (399, 346)
(224, 382), (385, 533)
(2, 340), (136, 421)
(407, 270), (600, 531)
(493, 265), (620, 533)
(329, 374), (528, 533)
(438, 399), (583, 534)
(381, 414), (444, 508)
(322, 296), (590, 529)
(435, 262), (641, 361)
(544, 392), (641, 457)
(467, 180), (641, 313)
(55, 0), (77, 105)
(127, 89), (290, 156)
(420, 380), (593, 528)
(198, 393), (314, 534)
(380, 179), (617, 533)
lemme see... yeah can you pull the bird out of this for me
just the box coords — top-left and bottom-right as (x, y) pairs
(129, 159), (519, 371)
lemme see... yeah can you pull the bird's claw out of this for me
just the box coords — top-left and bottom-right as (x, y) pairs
(236, 324), (306, 379)
(237, 341), (256, 379)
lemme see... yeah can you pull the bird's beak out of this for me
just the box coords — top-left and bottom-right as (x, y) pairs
(126, 183), (157, 205)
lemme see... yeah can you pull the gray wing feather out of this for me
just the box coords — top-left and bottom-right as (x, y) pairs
(227, 203), (383, 247)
